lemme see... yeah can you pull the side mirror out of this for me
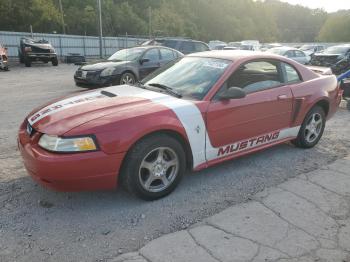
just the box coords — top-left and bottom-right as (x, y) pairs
(219, 87), (246, 100)
(139, 58), (150, 65)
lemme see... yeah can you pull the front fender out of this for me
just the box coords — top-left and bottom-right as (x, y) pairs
(66, 109), (189, 155)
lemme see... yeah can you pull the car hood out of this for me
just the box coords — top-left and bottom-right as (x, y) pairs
(26, 43), (52, 50)
(27, 85), (187, 136)
(80, 60), (130, 71)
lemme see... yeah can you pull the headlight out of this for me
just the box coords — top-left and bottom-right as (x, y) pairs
(38, 134), (98, 152)
(50, 48), (55, 53)
(100, 67), (115, 77)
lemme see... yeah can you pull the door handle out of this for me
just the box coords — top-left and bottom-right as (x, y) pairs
(277, 94), (288, 100)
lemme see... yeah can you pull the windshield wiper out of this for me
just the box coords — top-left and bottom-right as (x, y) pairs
(147, 83), (182, 98)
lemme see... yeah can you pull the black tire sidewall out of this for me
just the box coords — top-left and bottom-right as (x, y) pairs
(123, 135), (186, 200)
(119, 72), (135, 85)
(296, 106), (326, 148)
(52, 57), (58, 66)
(24, 58), (31, 67)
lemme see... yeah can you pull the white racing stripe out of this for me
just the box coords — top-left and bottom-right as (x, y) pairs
(28, 91), (104, 125)
(105, 85), (208, 167)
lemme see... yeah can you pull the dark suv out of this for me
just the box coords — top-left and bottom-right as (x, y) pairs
(142, 38), (209, 54)
(18, 38), (58, 67)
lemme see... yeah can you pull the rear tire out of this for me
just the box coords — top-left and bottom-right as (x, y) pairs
(52, 57), (58, 66)
(121, 134), (186, 200)
(24, 58), (31, 67)
(292, 106), (326, 148)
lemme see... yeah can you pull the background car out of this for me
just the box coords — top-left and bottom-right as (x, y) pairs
(142, 37), (209, 54)
(74, 46), (183, 87)
(310, 44), (350, 68)
(299, 44), (326, 56)
(208, 40), (227, 50)
(18, 37), (58, 67)
(267, 47), (310, 64)
(211, 44), (227, 50)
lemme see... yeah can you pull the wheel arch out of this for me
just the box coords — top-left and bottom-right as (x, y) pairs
(120, 69), (139, 81)
(314, 99), (330, 116)
(120, 129), (194, 178)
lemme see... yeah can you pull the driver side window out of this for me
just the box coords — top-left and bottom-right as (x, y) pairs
(143, 49), (160, 62)
(216, 60), (283, 98)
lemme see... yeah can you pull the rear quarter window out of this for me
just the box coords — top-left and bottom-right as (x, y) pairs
(283, 63), (302, 83)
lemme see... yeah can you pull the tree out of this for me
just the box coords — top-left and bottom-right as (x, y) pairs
(318, 11), (350, 42)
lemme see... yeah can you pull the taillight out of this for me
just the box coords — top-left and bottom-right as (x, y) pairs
(24, 47), (32, 52)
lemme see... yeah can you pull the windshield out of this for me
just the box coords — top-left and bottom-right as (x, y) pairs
(108, 48), (145, 61)
(142, 57), (231, 100)
(267, 48), (287, 55)
(324, 46), (350, 55)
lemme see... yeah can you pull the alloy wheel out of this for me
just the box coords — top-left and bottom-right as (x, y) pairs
(138, 147), (179, 193)
(120, 73), (135, 85)
(304, 112), (323, 143)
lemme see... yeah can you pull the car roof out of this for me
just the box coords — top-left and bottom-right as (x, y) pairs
(132, 45), (183, 54)
(187, 50), (288, 61)
(155, 38), (208, 44)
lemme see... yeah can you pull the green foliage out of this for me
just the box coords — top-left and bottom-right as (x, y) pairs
(1, 0), (348, 42)
(318, 11), (350, 42)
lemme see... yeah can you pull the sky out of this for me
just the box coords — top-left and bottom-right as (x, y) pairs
(279, 0), (350, 12)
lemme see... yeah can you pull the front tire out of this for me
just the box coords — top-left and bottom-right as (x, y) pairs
(121, 134), (186, 200)
(119, 72), (136, 85)
(292, 106), (326, 148)
(52, 57), (58, 66)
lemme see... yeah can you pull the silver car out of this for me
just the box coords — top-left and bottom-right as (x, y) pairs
(267, 47), (310, 64)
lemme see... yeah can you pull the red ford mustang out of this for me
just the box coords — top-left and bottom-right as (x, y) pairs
(18, 51), (342, 200)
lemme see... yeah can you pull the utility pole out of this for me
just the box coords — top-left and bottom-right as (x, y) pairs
(97, 0), (103, 59)
(30, 25), (33, 38)
(148, 6), (152, 39)
(58, 0), (66, 34)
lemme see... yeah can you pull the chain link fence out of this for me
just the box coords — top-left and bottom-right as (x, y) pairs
(0, 31), (147, 59)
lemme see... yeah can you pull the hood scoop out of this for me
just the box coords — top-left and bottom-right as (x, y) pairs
(101, 90), (117, 97)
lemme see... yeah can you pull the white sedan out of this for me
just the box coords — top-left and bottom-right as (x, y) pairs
(267, 47), (310, 64)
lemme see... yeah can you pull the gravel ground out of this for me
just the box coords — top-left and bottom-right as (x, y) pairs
(0, 64), (350, 262)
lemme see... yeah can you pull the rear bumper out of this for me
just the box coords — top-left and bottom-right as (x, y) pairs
(18, 129), (124, 192)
